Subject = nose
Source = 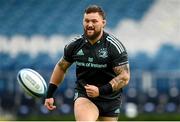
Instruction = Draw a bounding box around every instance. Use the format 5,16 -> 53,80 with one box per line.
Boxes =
87,21 -> 93,27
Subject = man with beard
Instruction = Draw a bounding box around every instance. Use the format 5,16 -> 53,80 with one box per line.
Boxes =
44,5 -> 130,121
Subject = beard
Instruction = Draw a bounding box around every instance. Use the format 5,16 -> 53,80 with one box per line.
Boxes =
84,27 -> 101,40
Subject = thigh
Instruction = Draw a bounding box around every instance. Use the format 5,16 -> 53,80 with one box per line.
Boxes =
74,97 -> 99,121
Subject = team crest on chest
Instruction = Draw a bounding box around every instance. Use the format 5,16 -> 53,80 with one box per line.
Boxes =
88,57 -> 93,62
98,48 -> 108,58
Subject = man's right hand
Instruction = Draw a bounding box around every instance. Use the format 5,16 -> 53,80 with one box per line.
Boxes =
44,98 -> 56,110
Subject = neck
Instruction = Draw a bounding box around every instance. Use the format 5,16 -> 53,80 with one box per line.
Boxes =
89,31 -> 103,45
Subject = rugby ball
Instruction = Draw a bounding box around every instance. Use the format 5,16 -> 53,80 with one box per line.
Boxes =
17,68 -> 47,98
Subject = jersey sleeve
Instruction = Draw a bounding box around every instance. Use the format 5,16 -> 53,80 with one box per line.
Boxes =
63,43 -> 74,63
111,50 -> 128,67
63,35 -> 83,63
108,37 -> 129,67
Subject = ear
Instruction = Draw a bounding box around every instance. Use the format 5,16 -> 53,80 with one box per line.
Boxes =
102,20 -> 106,28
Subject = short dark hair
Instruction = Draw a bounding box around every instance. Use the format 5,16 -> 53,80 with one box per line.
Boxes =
84,5 -> 106,20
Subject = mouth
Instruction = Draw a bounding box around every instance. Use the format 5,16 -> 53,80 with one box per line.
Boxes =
86,27 -> 95,31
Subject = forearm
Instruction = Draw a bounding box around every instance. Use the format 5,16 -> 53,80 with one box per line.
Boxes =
98,64 -> 130,95
46,64 -> 66,98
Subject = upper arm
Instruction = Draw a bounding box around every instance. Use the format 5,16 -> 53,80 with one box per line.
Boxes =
113,63 -> 130,81
106,35 -> 130,89
107,35 -> 130,81
57,57 -> 72,73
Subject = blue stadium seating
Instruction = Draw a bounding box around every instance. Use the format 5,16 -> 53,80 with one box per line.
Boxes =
0,52 -> 14,70
13,52 -> 33,71
0,0 -> 155,36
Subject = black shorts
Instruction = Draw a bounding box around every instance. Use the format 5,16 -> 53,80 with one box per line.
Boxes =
73,90 -> 122,117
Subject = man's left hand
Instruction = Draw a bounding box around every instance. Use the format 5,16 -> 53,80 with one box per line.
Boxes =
84,84 -> 99,98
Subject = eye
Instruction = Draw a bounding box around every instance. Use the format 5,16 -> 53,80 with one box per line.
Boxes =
84,19 -> 89,23
92,19 -> 98,23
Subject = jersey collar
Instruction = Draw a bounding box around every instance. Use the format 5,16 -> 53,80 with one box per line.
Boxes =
83,31 -> 107,45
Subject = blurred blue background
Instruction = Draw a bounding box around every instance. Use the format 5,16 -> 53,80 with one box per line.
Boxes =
0,0 -> 180,120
